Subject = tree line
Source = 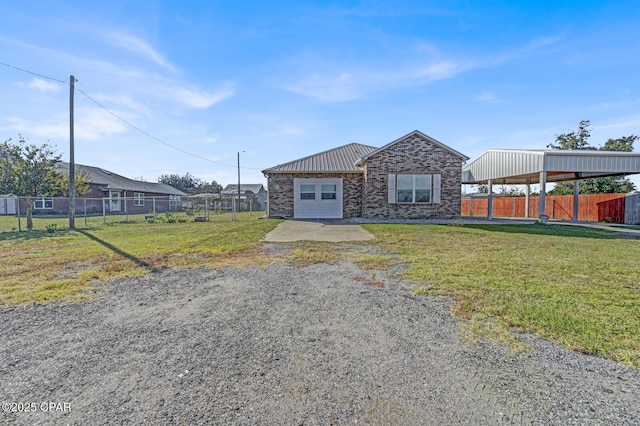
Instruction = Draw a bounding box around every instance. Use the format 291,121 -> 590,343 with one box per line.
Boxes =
156,173 -> 223,195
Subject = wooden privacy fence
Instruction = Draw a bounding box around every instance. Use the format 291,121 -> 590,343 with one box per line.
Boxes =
462,193 -> 630,223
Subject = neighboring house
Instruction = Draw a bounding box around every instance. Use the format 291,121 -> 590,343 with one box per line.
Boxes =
20,162 -> 186,215
0,195 -> 17,215
220,184 -> 267,211
262,130 -> 469,219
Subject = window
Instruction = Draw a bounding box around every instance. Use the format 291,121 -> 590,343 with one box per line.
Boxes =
321,184 -> 337,200
300,184 -> 315,200
34,198 -> 53,209
389,174 -> 440,204
134,193 -> 145,206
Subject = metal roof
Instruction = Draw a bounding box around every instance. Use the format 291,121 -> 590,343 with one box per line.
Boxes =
57,162 -> 187,195
221,184 -> 266,195
262,143 -> 377,174
462,149 -> 640,184
359,130 -> 469,163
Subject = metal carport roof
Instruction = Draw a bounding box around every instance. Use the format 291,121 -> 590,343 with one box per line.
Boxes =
462,149 -> 640,185
461,149 -> 640,221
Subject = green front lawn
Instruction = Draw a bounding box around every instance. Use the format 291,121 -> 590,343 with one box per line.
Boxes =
361,223 -> 640,366
0,212 -> 280,304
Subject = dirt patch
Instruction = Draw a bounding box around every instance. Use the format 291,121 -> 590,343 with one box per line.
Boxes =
1,260 -> 638,425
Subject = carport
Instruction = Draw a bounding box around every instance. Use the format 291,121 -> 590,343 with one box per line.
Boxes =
462,149 -> 640,221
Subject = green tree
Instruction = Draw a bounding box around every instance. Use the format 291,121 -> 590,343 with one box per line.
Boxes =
547,120 -> 596,151
602,135 -> 637,152
158,172 -> 202,194
547,122 -> 636,195
0,136 -> 66,230
193,180 -> 223,195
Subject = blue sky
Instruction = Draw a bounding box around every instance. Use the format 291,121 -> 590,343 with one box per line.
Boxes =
1,1 -> 639,189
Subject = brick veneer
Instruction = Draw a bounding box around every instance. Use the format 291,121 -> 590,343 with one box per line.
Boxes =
266,173 -> 363,218
266,134 -> 465,219
361,134 -> 464,219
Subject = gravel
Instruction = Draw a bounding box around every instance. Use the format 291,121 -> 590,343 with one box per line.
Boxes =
1,246 -> 639,425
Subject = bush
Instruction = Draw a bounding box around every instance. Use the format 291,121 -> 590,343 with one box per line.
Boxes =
45,224 -> 58,233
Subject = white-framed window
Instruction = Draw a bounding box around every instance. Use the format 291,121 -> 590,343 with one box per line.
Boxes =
34,198 -> 53,209
321,184 -> 337,200
169,194 -> 180,207
389,174 -> 441,204
134,192 -> 145,206
300,184 -> 315,200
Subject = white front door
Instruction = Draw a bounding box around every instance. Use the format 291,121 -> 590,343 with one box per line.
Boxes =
110,191 -> 122,212
293,178 -> 343,219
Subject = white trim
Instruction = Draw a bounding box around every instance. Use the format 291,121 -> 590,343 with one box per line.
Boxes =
433,174 -> 441,204
388,174 -> 396,204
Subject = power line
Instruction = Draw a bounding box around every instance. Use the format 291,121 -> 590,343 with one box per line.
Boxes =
1,60 -> 263,171
77,88 -> 261,170
0,61 -> 66,83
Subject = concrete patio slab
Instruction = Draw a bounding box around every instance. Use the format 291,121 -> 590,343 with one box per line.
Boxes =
263,219 -> 375,242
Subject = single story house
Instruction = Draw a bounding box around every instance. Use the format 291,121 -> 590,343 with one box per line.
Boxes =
20,162 -> 187,215
220,184 -> 267,211
262,130 -> 469,219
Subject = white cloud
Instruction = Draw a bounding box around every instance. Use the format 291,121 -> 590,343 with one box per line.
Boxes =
167,84 -> 235,109
26,78 -> 60,92
475,91 -> 501,103
4,107 -> 129,142
102,31 -> 176,71
286,72 -> 360,102
413,60 -> 467,81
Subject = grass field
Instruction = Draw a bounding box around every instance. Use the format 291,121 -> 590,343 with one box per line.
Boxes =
1,215 -> 639,366
360,223 -> 640,367
0,212 -> 279,304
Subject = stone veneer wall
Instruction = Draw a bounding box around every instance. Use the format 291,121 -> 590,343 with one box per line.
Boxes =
266,172 -> 364,218
362,134 -> 464,219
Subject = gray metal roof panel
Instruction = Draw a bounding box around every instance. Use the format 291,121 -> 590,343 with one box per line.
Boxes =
221,184 -> 266,195
262,143 -> 378,174
57,162 -> 187,195
462,149 -> 640,184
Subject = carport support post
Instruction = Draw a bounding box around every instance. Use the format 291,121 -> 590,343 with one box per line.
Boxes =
525,182 -> 530,218
539,171 -> 547,220
573,174 -> 580,222
487,179 -> 493,220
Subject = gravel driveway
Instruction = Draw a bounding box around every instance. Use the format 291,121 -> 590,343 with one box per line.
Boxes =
1,245 -> 639,425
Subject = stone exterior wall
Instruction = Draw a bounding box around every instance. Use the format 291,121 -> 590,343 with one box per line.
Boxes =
362,134 -> 464,219
266,173 -> 363,218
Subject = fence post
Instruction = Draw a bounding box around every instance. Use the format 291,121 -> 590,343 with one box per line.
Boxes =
205,195 -> 209,221
84,198 -> 87,227
17,197 -> 22,232
153,197 -> 156,218
103,198 -> 107,224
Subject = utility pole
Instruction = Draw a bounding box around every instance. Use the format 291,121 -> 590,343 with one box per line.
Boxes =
237,151 -> 241,221
69,75 -> 76,230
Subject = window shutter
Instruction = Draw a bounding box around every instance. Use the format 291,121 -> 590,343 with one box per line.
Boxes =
388,174 -> 396,204
433,174 -> 441,204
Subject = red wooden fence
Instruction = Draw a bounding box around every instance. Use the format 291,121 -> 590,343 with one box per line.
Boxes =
462,193 -> 627,223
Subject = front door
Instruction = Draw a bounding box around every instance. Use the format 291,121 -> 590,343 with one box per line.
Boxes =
110,191 -> 122,212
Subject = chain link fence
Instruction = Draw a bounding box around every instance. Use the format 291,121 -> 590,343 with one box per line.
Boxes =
0,195 -> 266,232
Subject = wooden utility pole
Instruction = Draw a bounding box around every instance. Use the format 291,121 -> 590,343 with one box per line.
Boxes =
237,151 -> 241,220
69,75 -> 76,229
